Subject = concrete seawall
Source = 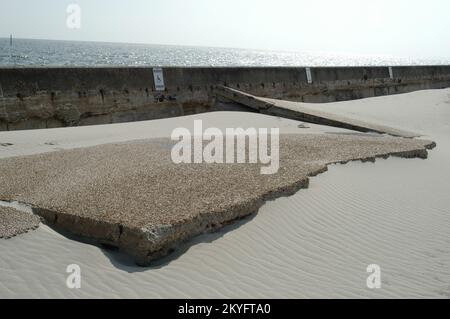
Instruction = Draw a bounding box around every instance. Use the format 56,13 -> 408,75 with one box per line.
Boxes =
1,66 -> 450,131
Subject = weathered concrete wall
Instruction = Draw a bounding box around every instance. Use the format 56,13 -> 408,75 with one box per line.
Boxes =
1,66 -> 450,131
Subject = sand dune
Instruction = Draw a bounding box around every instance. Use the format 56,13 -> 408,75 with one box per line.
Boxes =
1,89 -> 450,298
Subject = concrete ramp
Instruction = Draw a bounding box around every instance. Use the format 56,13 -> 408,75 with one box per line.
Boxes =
215,86 -> 419,138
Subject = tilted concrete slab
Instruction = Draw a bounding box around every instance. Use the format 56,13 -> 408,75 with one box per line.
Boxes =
215,86 -> 419,138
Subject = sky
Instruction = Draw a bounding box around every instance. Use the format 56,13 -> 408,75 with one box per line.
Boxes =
1,0 -> 449,59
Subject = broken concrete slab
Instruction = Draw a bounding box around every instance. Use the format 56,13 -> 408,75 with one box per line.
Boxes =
0,205 -> 40,239
215,86 -> 419,138
0,134 -> 435,265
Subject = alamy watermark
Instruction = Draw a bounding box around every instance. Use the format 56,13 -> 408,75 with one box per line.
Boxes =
66,4 -> 81,29
366,264 -> 382,289
66,264 -> 81,289
171,120 -> 280,175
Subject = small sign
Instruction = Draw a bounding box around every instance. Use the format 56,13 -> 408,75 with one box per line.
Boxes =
153,67 -> 165,91
388,66 -> 394,79
306,67 -> 313,84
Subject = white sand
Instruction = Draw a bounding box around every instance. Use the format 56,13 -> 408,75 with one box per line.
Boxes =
0,111 -> 351,159
1,89 -> 450,298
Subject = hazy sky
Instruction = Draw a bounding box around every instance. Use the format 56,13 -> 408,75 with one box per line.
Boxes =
1,0 -> 449,59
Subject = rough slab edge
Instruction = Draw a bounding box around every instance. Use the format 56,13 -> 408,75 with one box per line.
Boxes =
0,223 -> 40,239
0,141 -> 436,266
0,205 -> 41,239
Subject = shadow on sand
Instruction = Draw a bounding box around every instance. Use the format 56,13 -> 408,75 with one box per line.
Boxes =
101,213 -> 256,273
43,212 -> 256,273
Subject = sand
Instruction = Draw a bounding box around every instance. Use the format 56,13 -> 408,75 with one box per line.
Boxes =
1,88 -> 450,298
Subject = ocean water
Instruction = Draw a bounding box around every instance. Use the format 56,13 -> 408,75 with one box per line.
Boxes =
0,38 -> 449,67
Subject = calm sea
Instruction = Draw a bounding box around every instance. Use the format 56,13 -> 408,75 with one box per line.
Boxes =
1,38 -> 449,67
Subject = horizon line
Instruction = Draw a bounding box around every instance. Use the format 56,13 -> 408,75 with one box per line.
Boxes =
0,36 -> 430,61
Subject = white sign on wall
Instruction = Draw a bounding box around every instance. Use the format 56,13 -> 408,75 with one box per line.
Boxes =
388,66 -> 394,79
153,67 -> 165,91
306,67 -> 313,84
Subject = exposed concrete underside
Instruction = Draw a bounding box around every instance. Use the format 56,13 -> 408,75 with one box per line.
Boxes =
215,86 -> 419,138
0,134 -> 435,265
